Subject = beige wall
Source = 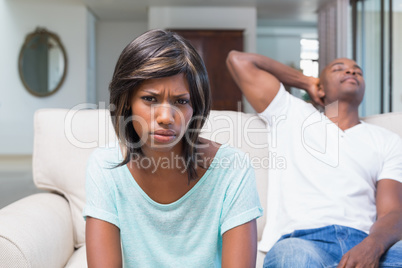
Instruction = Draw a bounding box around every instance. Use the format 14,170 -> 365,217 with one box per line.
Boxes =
148,6 -> 257,113
96,21 -> 148,105
0,0 -> 90,154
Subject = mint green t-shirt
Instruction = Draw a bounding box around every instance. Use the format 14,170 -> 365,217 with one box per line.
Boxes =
82,144 -> 263,267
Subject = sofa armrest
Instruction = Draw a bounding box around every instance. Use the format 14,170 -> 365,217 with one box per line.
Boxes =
0,193 -> 75,268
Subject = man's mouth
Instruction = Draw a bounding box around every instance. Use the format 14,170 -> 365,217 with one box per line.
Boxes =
341,76 -> 359,85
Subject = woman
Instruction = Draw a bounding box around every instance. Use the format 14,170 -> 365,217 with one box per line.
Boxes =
83,29 -> 262,268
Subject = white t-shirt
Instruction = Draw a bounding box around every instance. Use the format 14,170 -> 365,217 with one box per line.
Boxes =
258,84 -> 402,253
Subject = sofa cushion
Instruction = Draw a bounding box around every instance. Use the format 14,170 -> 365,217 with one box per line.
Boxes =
0,193 -> 74,268
33,109 -> 116,248
362,111 -> 402,137
64,246 -> 87,268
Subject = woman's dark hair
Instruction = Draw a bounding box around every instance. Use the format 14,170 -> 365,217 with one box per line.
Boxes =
109,29 -> 211,182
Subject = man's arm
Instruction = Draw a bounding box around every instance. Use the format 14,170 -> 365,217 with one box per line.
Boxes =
337,179 -> 402,268
86,217 -> 123,268
221,220 -> 258,268
226,51 -> 322,113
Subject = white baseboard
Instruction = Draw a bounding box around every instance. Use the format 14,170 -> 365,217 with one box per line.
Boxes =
0,155 -> 32,172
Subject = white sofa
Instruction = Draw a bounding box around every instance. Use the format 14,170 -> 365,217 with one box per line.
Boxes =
0,108 -> 401,268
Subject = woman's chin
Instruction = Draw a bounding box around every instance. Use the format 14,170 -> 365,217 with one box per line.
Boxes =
145,140 -> 182,152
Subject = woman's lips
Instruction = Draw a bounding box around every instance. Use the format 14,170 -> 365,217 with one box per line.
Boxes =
151,130 -> 176,143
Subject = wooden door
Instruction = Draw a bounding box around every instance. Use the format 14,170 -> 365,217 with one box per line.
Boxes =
171,30 -> 243,111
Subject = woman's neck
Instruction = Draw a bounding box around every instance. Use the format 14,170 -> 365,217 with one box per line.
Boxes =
136,143 -> 187,175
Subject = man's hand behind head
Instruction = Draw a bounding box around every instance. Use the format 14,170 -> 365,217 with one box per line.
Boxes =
306,76 -> 324,107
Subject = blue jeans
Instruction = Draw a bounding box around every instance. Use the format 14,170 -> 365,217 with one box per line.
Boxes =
263,225 -> 402,268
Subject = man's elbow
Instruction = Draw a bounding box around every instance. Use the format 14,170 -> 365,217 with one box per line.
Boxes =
226,50 -> 249,70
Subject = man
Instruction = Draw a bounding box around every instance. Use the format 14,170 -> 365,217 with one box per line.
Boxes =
226,51 -> 402,268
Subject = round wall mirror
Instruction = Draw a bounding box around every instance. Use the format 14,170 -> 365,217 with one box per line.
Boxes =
18,27 -> 67,97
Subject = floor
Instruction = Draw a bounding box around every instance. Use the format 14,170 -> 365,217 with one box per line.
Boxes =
0,171 -> 46,209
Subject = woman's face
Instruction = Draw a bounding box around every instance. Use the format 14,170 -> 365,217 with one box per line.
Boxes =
130,73 -> 193,153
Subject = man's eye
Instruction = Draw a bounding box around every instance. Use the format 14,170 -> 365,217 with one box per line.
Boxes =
141,96 -> 156,102
333,68 -> 342,72
176,99 -> 189,105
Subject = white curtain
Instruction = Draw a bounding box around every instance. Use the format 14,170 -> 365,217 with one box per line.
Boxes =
393,9 -> 402,112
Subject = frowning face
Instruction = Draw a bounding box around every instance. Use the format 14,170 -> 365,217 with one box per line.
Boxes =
130,73 -> 193,154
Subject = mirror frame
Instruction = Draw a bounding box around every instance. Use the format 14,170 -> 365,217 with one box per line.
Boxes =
18,27 -> 68,97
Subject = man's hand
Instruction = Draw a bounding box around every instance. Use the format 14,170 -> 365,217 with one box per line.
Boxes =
337,236 -> 383,268
306,77 -> 324,107
337,178 -> 402,268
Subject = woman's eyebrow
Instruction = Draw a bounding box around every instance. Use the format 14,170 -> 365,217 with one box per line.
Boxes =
141,90 -> 190,97
173,93 -> 190,97
141,90 -> 159,95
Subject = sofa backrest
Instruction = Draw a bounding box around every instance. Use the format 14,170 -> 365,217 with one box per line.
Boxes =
33,109 -> 402,248
33,109 -> 116,248
362,112 -> 402,136
199,110 -> 269,239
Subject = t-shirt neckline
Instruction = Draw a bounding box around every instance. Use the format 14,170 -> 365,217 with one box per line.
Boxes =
119,144 -> 225,208
322,112 -> 364,134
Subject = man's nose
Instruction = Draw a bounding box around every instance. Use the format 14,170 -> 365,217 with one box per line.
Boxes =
345,68 -> 356,75
155,104 -> 175,125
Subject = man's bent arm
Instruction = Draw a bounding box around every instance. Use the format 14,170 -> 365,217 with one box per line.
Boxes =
226,51 -> 320,113
338,179 -> 402,268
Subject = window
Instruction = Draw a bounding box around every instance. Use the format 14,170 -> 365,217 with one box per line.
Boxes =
299,39 -> 319,102
351,0 -> 402,115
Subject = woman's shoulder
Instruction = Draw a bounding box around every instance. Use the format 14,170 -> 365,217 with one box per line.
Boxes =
198,138 -> 246,159
199,141 -> 255,192
197,138 -> 249,172
197,138 -> 220,159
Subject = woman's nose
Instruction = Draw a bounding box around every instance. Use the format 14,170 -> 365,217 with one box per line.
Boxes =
155,104 -> 175,125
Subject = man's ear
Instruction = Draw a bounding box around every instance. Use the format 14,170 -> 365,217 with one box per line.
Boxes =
317,84 -> 325,99
316,83 -> 326,106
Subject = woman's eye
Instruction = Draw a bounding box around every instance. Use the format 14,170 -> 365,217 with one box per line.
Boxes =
176,99 -> 189,105
141,96 -> 156,102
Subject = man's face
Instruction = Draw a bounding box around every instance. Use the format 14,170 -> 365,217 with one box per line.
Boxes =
319,58 -> 365,106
